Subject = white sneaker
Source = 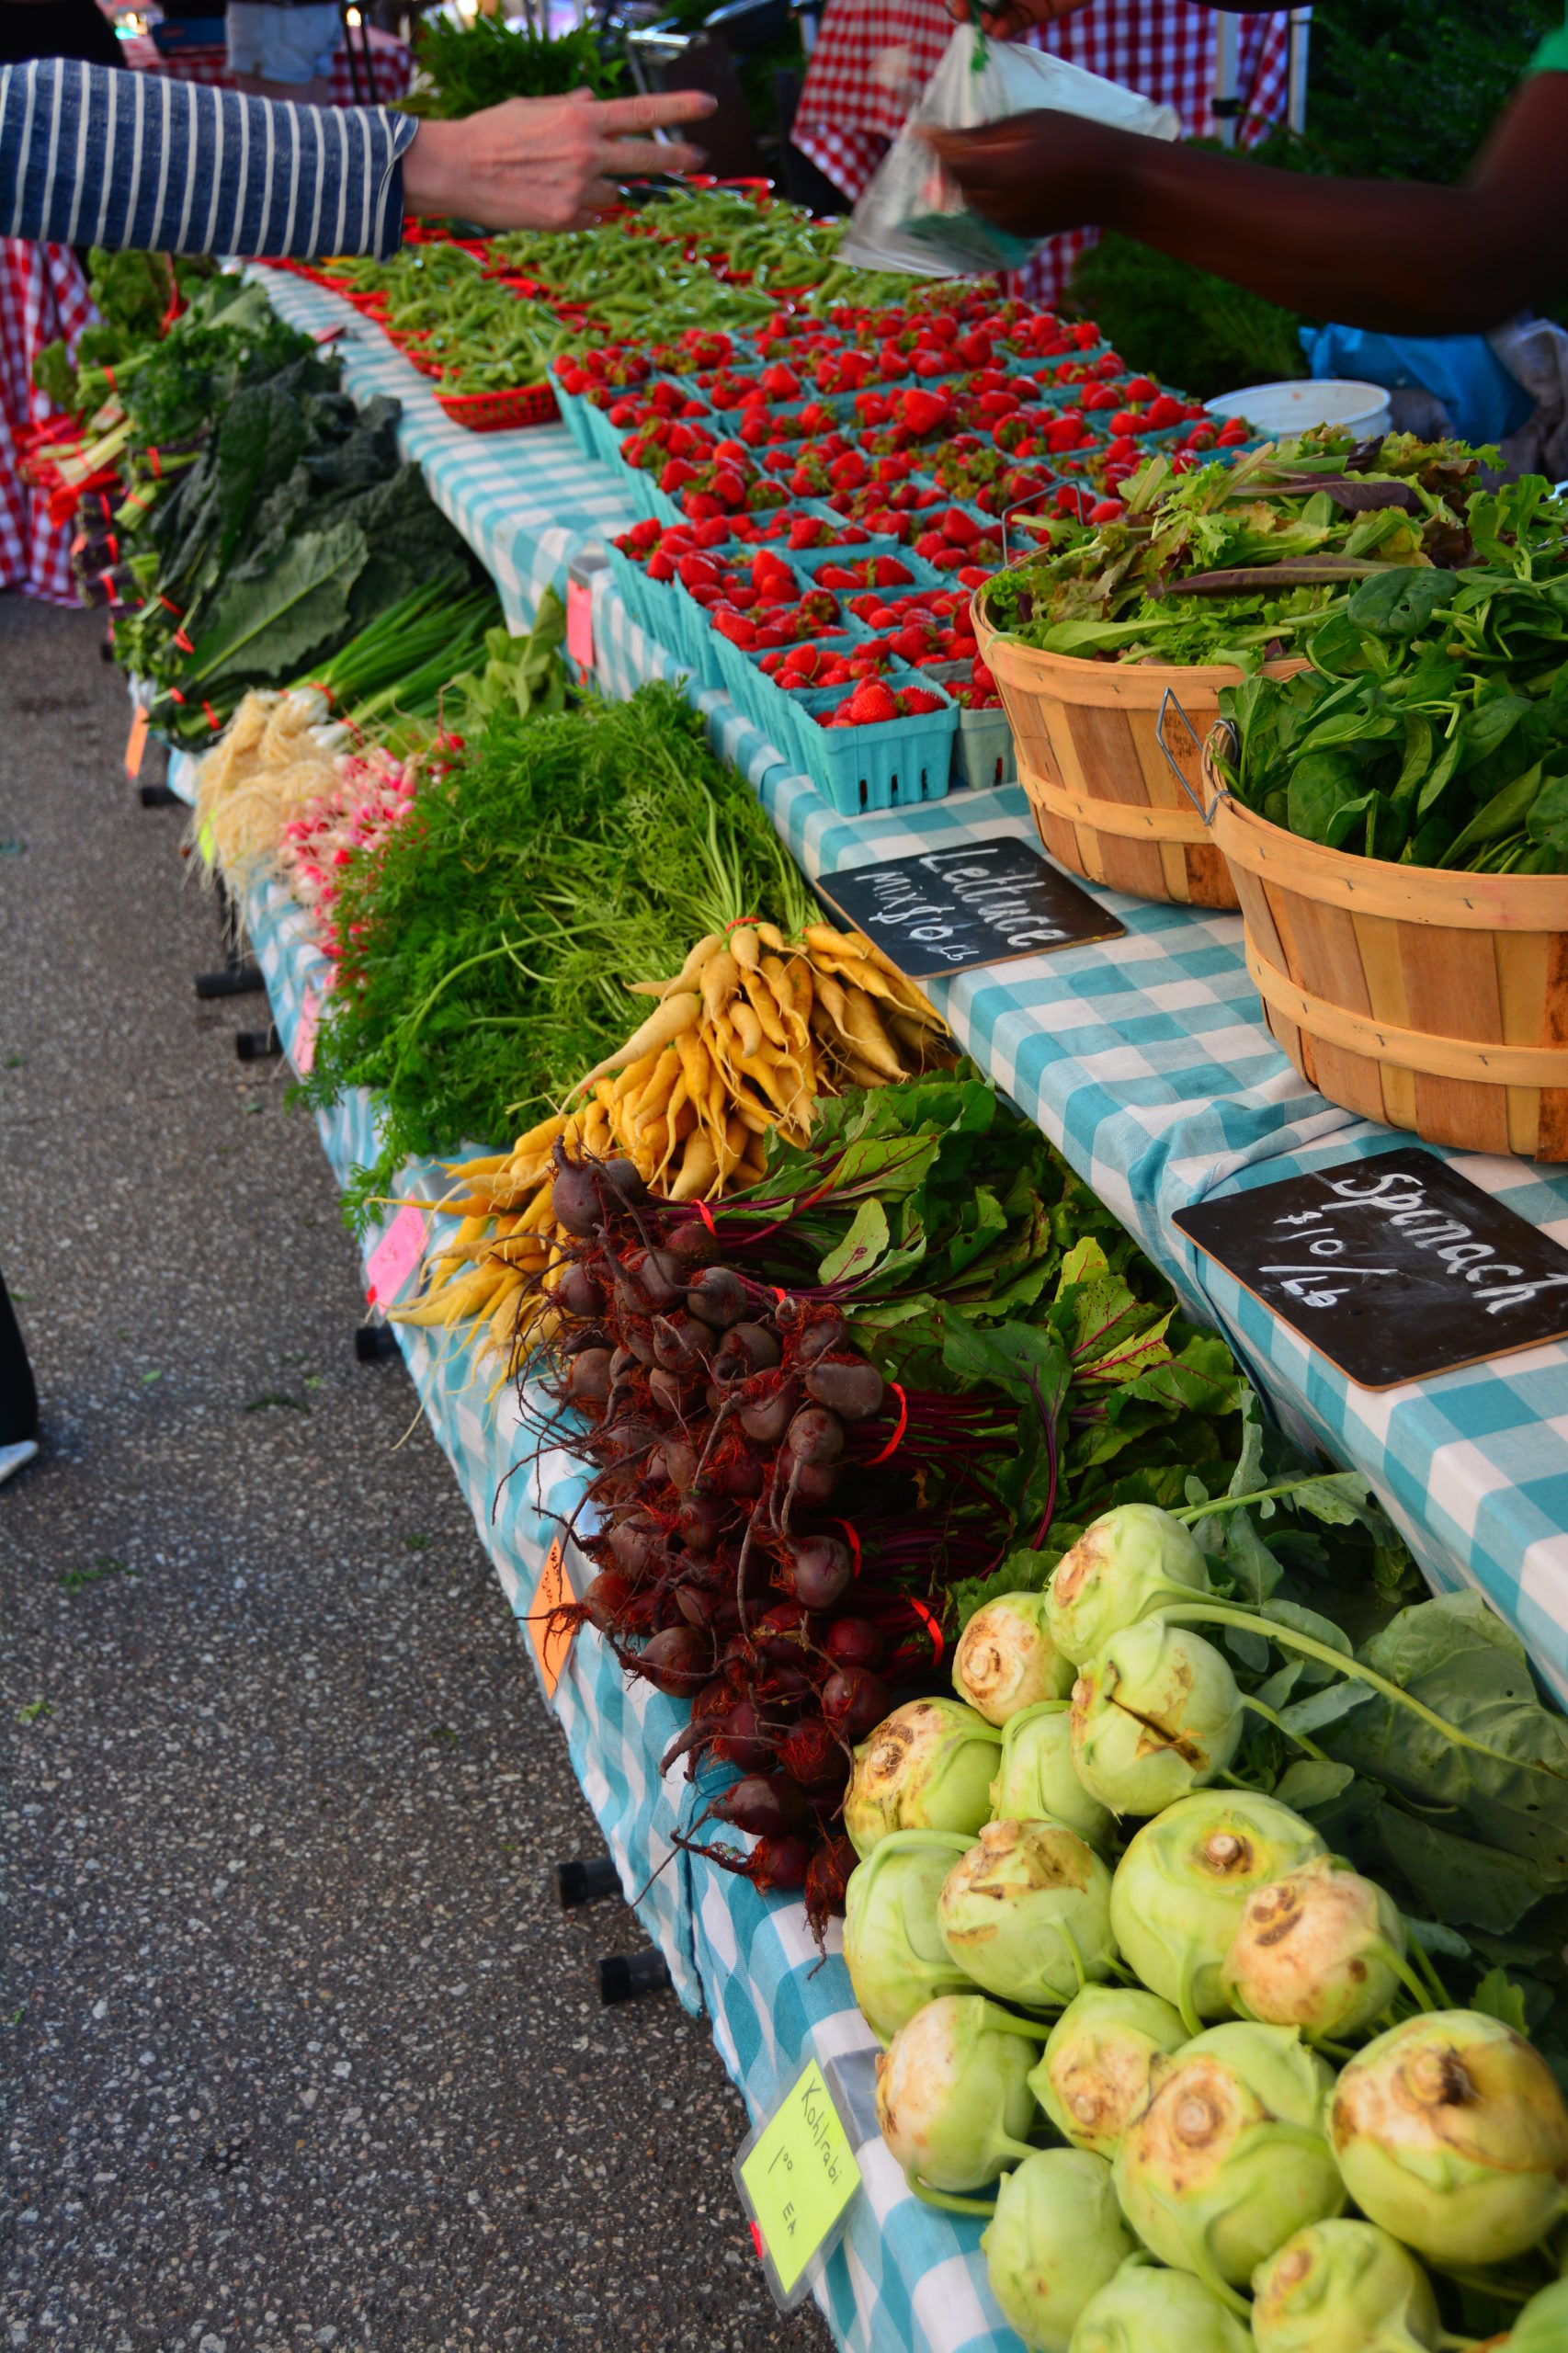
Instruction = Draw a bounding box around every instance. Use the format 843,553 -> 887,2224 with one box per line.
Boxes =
0,1438 -> 39,1487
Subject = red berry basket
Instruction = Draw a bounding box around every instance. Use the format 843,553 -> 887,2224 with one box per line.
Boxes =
433,381 -> 562,433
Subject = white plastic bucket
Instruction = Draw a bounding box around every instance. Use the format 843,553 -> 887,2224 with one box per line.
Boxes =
1205,378 -> 1394,440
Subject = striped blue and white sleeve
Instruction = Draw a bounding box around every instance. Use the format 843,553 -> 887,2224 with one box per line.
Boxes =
0,60 -> 420,260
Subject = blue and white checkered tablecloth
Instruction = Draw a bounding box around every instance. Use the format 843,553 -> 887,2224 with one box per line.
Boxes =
247,268 -> 634,630
200,273 -> 1568,2351
238,873 -> 1013,2353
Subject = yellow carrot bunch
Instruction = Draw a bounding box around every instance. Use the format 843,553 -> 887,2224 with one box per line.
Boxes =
389,918 -> 949,1377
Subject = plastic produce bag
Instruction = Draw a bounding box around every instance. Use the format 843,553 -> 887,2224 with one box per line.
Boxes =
841,28 -> 1181,279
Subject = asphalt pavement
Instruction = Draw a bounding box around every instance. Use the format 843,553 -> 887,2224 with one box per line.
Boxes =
0,596 -> 835,2353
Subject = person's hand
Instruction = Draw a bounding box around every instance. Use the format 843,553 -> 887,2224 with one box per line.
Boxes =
403,87 -> 718,233
944,0 -> 1098,39
922,110 -> 1131,240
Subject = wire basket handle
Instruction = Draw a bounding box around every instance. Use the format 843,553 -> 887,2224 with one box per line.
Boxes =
1155,687 -> 1236,827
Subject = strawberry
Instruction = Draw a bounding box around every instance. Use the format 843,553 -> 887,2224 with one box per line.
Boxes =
623,517 -> 662,552
711,467 -> 747,508
1124,377 -> 1159,403
787,516 -> 826,549
900,387 -> 949,437
847,681 -> 899,725
761,362 -> 801,401
872,555 -> 913,586
695,517 -> 731,549
915,530 -> 946,563
896,688 -> 944,716
1216,418 -> 1250,447
660,459 -> 698,494
646,550 -> 676,583
971,659 -> 996,697
938,507 -> 980,547
1146,394 -> 1185,429
685,492 -> 722,522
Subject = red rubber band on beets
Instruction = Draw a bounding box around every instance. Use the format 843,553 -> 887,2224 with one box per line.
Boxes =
835,1519 -> 861,1576
866,1383 -> 907,1465
906,1596 -> 943,1664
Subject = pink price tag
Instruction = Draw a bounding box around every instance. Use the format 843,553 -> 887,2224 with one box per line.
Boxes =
566,575 -> 595,674
365,1202 -> 426,1310
292,983 -> 321,1078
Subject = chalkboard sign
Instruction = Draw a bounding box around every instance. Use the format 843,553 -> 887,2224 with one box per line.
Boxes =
813,838 -> 1124,981
1174,1149 -> 1568,1390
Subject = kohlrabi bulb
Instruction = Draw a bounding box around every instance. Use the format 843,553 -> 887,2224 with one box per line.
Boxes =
1110,1791 -> 1326,2035
1031,1986 -> 1188,2160
1113,2020 -> 1345,2306
843,1831 -> 978,2045
1068,2258 -> 1254,2353
937,1818 -> 1117,2010
875,1994 -> 1040,2194
1222,1858 -> 1411,2041
1070,1622 -> 1244,1816
1329,2011 -> 1568,2267
1250,2219 -> 1440,2353
990,1701 -> 1115,1849
953,1590 -> 1075,1725
1046,1505 -> 1213,1666
1507,2279 -> 1568,2353
981,2150 -> 1136,2352
845,1698 -> 1002,1860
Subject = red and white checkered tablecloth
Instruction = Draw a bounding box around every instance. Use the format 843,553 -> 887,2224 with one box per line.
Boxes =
119,24 -> 412,106
794,0 -> 1294,307
0,241 -> 97,606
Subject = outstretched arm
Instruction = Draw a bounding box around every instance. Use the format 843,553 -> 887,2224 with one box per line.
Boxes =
0,59 -> 714,258
925,70 -> 1568,334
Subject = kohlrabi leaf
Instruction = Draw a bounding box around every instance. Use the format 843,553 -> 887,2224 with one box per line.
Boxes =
1326,1592 -> 1568,1880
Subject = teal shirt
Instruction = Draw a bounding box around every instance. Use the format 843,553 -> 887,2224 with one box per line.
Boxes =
1532,16 -> 1568,71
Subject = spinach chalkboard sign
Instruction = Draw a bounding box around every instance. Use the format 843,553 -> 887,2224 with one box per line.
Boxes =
813,839 -> 1124,981
1174,1150 -> 1568,1390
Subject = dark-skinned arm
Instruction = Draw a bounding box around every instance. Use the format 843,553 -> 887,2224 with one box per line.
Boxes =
925,70 -> 1568,335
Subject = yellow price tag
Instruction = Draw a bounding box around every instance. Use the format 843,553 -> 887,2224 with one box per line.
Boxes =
737,2059 -> 861,2301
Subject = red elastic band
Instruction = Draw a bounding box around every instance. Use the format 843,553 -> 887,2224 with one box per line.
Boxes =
866,1382 -> 908,1466
723,912 -> 764,935
104,365 -> 117,393
835,1518 -> 861,1578
906,1595 -> 943,1665
147,447 -> 162,479
159,594 -> 184,617
203,701 -> 222,731
694,1199 -> 717,1234
168,688 -> 187,705
173,629 -> 193,654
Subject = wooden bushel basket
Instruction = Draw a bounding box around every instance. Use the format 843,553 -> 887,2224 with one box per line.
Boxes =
1199,733 -> 1568,1160
972,601 -> 1244,909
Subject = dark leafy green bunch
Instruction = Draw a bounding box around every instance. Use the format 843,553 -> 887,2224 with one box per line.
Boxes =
980,429 -> 1486,672
305,682 -> 814,1224
108,280 -> 483,745
1215,478 -> 1568,870
403,12 -> 619,117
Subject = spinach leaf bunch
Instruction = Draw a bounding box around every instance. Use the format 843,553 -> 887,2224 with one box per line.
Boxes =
1218,476 -> 1568,871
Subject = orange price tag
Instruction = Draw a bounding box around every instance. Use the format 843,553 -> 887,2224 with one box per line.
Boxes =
528,1538 -> 578,1701
125,706 -> 149,781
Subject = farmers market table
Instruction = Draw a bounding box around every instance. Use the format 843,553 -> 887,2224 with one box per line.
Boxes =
163,266 -> 1568,2353
249,265 -> 1568,1715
